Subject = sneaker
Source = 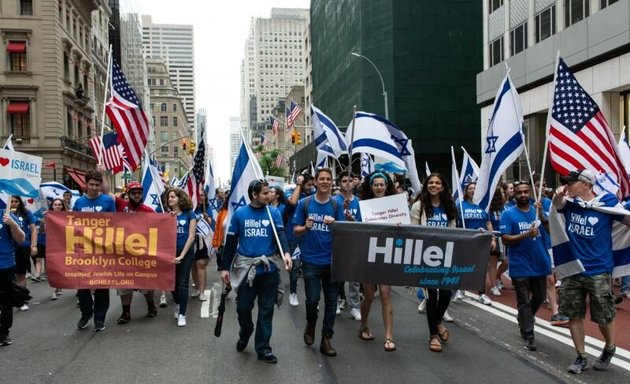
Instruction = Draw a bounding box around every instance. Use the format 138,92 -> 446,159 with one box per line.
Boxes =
117,312 -> 131,325
94,321 -> 106,332
147,302 -> 158,318
496,279 -> 504,290
236,339 -> 248,352
490,286 -> 501,296
568,355 -> 588,374
30,275 -> 40,282
524,338 -> 537,351
479,294 -> 492,305
51,292 -> 59,301
442,310 -> 454,322
550,313 -> 570,326
350,307 -> 362,321
198,293 -> 208,302
19,304 -> 29,311
77,316 -> 91,330
159,295 -> 168,308
454,290 -> 465,300
177,314 -> 187,327
0,334 -> 12,346
417,299 -> 426,313
336,305 -> 341,315
338,298 -> 347,310
258,352 -> 278,364
593,345 -> 616,371
191,290 -> 200,298
289,293 -> 299,307
173,304 -> 180,319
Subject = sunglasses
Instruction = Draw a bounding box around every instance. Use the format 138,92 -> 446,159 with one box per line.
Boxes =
512,180 -> 530,187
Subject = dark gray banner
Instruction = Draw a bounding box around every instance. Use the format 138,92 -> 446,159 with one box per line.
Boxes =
331,222 -> 492,291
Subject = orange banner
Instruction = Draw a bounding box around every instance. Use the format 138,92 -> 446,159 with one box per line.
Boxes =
46,212 -> 176,290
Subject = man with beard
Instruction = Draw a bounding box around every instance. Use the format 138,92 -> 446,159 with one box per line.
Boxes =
499,181 -> 551,352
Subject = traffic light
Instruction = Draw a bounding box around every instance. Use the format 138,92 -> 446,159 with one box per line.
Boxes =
291,130 -> 297,144
296,132 -> 302,145
188,140 -> 196,155
181,139 -> 188,151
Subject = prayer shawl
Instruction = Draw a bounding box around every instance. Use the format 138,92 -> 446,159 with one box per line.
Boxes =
550,193 -> 630,279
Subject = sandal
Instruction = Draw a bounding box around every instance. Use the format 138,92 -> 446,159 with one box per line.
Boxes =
384,339 -> 397,352
358,326 -> 374,341
437,327 -> 449,343
429,336 -> 442,352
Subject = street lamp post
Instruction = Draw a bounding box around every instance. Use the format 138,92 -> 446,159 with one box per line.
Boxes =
351,52 -> 388,119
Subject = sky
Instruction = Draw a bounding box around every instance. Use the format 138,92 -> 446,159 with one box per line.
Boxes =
138,0 -> 310,184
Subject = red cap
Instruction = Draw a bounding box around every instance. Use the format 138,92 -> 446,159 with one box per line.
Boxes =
127,181 -> 142,191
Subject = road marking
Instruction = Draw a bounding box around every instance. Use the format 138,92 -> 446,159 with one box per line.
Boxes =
460,292 -> 630,371
200,289 -> 211,318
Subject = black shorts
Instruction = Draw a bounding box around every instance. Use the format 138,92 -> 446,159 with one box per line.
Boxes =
14,247 -> 32,274
194,243 -> 210,261
33,244 -> 46,259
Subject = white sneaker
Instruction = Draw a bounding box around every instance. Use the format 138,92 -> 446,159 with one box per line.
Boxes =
417,299 -> 426,313
496,279 -> 504,290
490,287 -> 501,296
350,307 -> 362,321
191,290 -> 200,298
177,314 -> 187,327
173,304 -> 180,319
198,293 -> 208,302
289,293 -> 299,307
51,292 -> 59,300
442,310 -> 454,322
479,294 -> 492,305
159,295 -> 167,307
19,304 -> 29,311
336,305 -> 341,315
454,290 -> 465,300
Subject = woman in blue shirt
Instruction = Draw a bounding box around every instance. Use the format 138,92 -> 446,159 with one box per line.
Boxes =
0,207 -> 26,346
10,196 -> 37,311
166,187 -> 197,327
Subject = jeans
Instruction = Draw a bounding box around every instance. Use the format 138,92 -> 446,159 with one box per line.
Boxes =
426,289 -> 451,335
288,239 -> 301,294
78,289 -> 110,323
302,262 -> 338,337
0,268 -> 15,336
347,282 -> 361,310
172,248 -> 194,315
513,276 -> 547,340
236,271 -> 279,356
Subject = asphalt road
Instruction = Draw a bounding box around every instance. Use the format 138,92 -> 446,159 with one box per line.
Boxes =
1,270 -> 628,384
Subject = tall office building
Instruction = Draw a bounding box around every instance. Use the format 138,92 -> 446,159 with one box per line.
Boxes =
142,15 -> 195,130
240,8 -> 309,140
229,116 -> 241,174
477,0 -> 630,182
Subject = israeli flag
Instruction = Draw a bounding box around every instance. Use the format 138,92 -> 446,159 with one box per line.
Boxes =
141,158 -> 165,212
473,72 -> 524,212
346,112 -> 421,194
3,134 -> 14,151
196,216 -> 212,237
594,171 -> 620,197
361,153 -> 374,177
226,137 -> 264,221
453,147 -> 480,203
312,105 -> 347,158
425,161 -> 431,177
316,151 -> 327,168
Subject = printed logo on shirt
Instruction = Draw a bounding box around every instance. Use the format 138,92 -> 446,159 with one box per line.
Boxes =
79,206 -> 103,213
568,213 -> 596,237
244,219 -> 269,237
464,207 -> 485,220
308,213 -> 330,232
426,213 -> 448,227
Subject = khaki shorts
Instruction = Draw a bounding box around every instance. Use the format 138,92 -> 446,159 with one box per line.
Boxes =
558,273 -> 615,325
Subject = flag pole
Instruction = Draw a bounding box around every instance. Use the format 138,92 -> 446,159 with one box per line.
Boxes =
537,51 -> 561,203
3,134 -> 13,149
144,148 -> 165,213
98,45 -> 113,166
347,106 -> 357,179
451,146 -> 466,228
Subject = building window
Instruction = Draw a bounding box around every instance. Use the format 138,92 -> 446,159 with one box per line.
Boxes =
160,116 -> 168,126
7,101 -> 31,141
535,6 -> 556,43
66,110 -> 73,137
20,0 -> 33,16
160,131 -> 168,141
173,103 -> 177,112
601,0 -> 619,9
510,22 -> 527,56
160,103 -> 167,112
161,146 -> 169,155
149,103 -> 154,111
172,117 -> 178,127
173,146 -> 179,156
63,52 -> 69,79
565,0 -> 589,27
7,41 -> 27,72
151,116 -> 155,126
489,37 -> 503,67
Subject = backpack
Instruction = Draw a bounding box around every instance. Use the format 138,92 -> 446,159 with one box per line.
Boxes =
302,195 -> 339,220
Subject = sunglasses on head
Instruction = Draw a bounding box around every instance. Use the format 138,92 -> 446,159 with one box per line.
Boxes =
512,180 -> 529,187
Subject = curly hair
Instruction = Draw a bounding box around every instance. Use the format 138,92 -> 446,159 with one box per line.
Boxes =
360,171 -> 396,200
164,187 -> 193,211
416,173 -> 457,221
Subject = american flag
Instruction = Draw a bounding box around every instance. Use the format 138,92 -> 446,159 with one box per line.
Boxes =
259,132 -> 269,147
274,153 -> 284,168
270,115 -> 279,137
89,131 -> 124,174
105,57 -> 149,171
286,100 -> 301,130
183,136 -> 206,210
548,58 -> 630,198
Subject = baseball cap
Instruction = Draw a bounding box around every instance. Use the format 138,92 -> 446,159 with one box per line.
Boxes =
127,181 -> 143,191
560,169 -> 596,185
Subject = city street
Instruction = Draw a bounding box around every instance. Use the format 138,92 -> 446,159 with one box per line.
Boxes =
2,269 -> 629,384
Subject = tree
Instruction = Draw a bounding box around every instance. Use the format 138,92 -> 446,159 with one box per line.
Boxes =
252,145 -> 285,177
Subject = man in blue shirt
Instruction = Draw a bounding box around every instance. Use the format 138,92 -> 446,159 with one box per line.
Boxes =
73,170 -> 116,332
293,168 -> 345,357
0,208 -> 26,346
500,181 -> 551,352
220,179 -> 292,364
553,169 -> 630,374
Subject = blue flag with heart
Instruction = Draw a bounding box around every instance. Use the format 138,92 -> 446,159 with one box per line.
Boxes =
0,148 -> 42,198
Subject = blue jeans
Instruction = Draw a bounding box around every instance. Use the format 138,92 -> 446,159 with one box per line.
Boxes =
302,262 -> 338,337
288,239 -> 301,294
172,248 -> 194,315
78,289 -> 110,323
236,271 -> 279,356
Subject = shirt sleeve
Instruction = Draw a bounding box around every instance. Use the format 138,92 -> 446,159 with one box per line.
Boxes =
292,200 -> 305,226
499,210 -> 512,235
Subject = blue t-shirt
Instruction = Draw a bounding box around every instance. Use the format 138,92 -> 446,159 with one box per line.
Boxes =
275,203 -> 286,221
73,194 -> 116,213
0,209 -> 20,269
284,188 -> 310,241
37,220 -> 46,247
15,211 -> 36,247
175,210 -> 196,250
558,196 -> 624,276
539,197 -> 552,249
425,206 -> 450,227
292,196 -> 345,266
334,194 -> 362,222
500,206 -> 551,278
460,200 -> 489,230
228,205 -> 284,274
